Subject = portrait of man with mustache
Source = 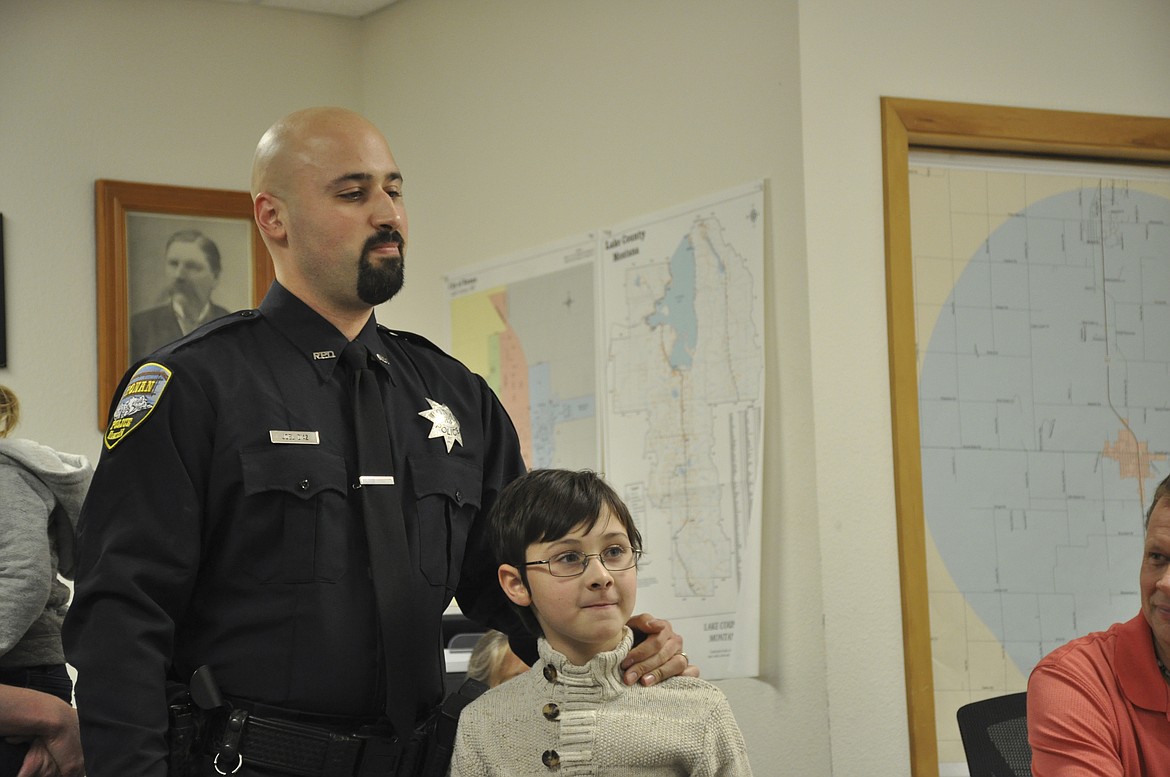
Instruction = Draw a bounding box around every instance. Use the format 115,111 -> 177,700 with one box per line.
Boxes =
129,229 -> 231,361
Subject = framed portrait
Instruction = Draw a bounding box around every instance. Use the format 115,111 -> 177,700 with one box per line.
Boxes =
96,179 -> 274,427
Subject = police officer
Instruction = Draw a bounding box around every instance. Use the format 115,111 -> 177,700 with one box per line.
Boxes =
63,107 -> 692,777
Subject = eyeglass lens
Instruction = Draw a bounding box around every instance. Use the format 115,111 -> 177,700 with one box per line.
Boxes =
549,548 -> 638,577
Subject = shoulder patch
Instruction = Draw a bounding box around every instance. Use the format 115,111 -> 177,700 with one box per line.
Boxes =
104,362 -> 172,450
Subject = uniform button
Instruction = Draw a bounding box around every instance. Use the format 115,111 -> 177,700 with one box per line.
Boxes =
298,479 -> 310,491
543,664 -> 557,682
542,750 -> 560,769
454,490 -> 463,504
542,702 -> 559,721
240,310 -> 254,318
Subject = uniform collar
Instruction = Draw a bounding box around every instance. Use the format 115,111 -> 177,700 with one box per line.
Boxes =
352,320 -> 395,383
258,281 -> 392,383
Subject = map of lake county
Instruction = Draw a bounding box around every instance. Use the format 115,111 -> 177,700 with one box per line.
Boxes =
602,181 -> 765,677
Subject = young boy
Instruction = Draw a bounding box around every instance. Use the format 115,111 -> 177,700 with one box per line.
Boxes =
449,469 -> 753,776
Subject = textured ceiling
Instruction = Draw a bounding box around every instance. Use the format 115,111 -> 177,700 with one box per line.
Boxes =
209,0 -> 398,19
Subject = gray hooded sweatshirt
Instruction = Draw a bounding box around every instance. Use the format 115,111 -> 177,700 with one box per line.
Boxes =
0,437 -> 93,669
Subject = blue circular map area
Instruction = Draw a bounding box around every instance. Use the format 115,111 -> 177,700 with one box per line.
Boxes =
919,184 -> 1170,679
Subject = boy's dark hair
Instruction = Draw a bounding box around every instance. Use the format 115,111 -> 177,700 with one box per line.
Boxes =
488,469 -> 643,634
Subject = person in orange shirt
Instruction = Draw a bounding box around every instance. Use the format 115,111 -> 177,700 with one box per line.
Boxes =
1027,473 -> 1170,776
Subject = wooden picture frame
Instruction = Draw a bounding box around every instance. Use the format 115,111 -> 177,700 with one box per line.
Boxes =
96,179 -> 273,426
881,98 -> 1170,777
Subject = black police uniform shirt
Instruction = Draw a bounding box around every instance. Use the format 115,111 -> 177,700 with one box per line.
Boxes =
63,281 -> 526,776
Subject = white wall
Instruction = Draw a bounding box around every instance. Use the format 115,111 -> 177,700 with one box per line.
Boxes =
3,0 -> 1169,774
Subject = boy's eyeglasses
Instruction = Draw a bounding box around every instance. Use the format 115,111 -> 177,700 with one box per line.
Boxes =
523,546 -> 643,578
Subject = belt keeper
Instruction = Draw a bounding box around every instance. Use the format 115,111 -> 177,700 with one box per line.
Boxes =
214,708 -> 247,775
355,725 -> 402,777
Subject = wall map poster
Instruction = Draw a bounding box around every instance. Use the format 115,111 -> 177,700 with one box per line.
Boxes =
908,152 -> 1170,768
599,181 -> 764,678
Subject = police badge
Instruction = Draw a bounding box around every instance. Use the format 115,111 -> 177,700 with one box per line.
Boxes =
418,398 -> 463,453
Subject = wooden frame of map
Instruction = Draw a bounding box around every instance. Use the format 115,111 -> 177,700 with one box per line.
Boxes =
880,97 -> 1170,777
95,179 -> 274,428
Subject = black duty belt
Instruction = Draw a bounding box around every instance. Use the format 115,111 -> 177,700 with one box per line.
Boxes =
210,707 -> 403,777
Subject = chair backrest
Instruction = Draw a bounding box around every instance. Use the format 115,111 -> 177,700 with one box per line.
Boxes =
956,692 -> 1032,777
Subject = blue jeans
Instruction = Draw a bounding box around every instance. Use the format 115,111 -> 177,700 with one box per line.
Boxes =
0,664 -> 73,777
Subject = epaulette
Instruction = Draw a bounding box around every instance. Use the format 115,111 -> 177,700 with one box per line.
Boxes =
377,324 -> 452,359
155,309 -> 264,357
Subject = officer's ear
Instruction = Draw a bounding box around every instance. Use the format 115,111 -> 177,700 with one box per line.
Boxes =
254,192 -> 287,242
498,564 -> 531,607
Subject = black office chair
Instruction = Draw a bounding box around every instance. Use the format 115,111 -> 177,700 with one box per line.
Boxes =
956,692 -> 1032,777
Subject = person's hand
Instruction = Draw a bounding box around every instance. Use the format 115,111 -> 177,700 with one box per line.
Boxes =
16,740 -> 62,777
11,704 -> 84,777
40,706 -> 84,777
620,612 -> 700,686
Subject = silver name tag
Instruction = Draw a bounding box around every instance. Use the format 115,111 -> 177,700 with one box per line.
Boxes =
269,430 -> 321,445
359,475 -> 396,486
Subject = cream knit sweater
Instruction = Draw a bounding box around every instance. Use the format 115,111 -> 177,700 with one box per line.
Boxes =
449,628 -> 753,776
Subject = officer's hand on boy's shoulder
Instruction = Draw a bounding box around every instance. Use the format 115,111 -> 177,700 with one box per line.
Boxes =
622,613 -> 699,686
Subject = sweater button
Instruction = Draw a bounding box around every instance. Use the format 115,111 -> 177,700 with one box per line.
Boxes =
542,702 -> 560,721
543,664 -> 557,682
542,750 -> 560,769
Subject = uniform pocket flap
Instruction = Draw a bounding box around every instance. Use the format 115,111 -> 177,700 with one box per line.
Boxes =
240,446 -> 347,500
406,453 -> 483,509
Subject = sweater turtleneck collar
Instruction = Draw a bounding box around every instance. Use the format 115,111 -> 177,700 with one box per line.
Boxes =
536,627 -> 634,701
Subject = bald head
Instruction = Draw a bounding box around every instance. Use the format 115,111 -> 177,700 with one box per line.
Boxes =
250,107 -> 389,201
249,107 -> 408,333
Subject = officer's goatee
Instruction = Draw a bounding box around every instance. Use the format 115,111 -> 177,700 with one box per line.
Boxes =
357,229 -> 405,305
